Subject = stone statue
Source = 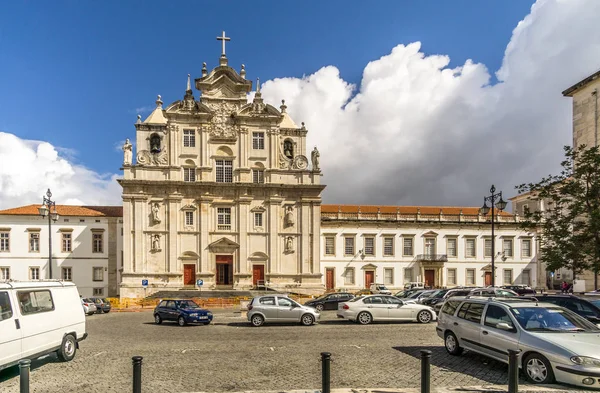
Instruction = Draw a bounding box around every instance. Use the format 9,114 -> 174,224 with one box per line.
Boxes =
285,236 -> 294,252
123,139 -> 133,166
284,140 -> 293,159
151,203 -> 161,224
152,234 -> 160,251
311,146 -> 320,171
284,206 -> 294,227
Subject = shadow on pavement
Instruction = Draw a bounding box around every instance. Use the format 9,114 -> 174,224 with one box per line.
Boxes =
0,354 -> 56,383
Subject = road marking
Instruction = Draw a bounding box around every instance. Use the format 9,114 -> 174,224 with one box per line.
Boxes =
93,351 -> 106,357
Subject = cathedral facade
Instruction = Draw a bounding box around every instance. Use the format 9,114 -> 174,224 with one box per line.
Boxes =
119,36 -> 324,298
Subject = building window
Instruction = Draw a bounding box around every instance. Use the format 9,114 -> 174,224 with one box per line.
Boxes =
503,269 -> 513,285
62,233 -> 72,252
521,239 -> 532,258
0,267 -> 10,280
183,167 -> 196,182
29,232 -> 40,252
383,237 -> 394,256
0,232 -> 9,252
403,268 -> 414,284
403,237 -> 414,256
62,267 -> 72,281
254,212 -> 263,227
446,238 -> 457,257
344,237 -> 355,256
215,159 -> 233,183
93,267 -> 104,282
344,268 -> 355,285
465,238 -> 476,258
183,129 -> 196,147
425,238 -> 436,256
384,268 -> 394,285
484,238 -> 492,257
29,267 -> 40,280
185,211 -> 194,226
503,239 -> 513,257
93,233 -> 104,253
93,288 -> 104,296
217,208 -> 231,231
252,132 -> 265,150
522,269 -> 531,286
447,269 -> 457,286
325,236 -> 335,256
364,237 -> 375,256
466,269 -> 475,286
252,169 -> 264,184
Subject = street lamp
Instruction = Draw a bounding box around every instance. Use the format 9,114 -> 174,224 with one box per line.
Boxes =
479,185 -> 507,287
38,189 -> 59,279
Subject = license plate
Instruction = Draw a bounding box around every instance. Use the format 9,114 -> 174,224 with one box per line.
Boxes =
199,316 -> 208,319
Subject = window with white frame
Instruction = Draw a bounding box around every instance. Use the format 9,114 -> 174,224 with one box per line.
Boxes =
503,238 -> 513,257
183,129 -> 196,147
215,159 -> 233,183
466,269 -> 475,286
425,238 -> 436,256
0,232 -> 9,252
503,269 -> 513,285
183,167 -> 196,182
252,169 -> 264,184
0,267 -> 10,280
521,239 -> 532,258
446,238 -> 457,257
403,268 -> 414,284
185,211 -> 194,226
29,232 -> 40,252
384,268 -> 394,285
62,232 -> 72,252
254,212 -> 263,228
93,288 -> 104,296
522,269 -> 531,286
364,237 -> 375,256
62,267 -> 72,281
252,132 -> 265,150
403,237 -> 414,256
383,237 -> 394,256
325,236 -> 335,256
93,267 -> 104,282
465,238 -> 476,258
344,237 -> 355,256
217,208 -> 231,230
484,238 -> 492,257
93,233 -> 103,253
344,268 -> 355,285
447,268 -> 457,285
29,267 -> 40,280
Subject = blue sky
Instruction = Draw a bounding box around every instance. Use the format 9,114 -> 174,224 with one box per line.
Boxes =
0,1 -> 535,177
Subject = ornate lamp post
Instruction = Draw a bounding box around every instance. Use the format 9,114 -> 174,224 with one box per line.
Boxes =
38,189 -> 59,279
479,185 -> 508,287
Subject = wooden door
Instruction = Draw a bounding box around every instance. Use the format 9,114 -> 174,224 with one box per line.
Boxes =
252,265 -> 264,286
183,264 -> 195,286
216,255 -> 233,285
425,270 -> 435,288
485,272 -> 492,286
365,271 -> 375,289
325,268 -> 335,290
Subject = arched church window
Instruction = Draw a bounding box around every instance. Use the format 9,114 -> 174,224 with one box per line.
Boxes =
283,140 -> 293,159
150,133 -> 161,153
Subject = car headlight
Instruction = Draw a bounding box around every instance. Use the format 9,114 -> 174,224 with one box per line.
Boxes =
207,312 -> 213,316
571,356 -> 600,367
190,313 -> 198,317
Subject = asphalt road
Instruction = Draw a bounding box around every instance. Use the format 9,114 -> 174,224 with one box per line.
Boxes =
0,310 -> 588,392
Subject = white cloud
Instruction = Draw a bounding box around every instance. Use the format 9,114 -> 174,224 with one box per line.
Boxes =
0,132 -> 122,209
259,0 -> 600,206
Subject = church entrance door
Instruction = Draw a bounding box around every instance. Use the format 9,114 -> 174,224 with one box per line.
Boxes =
183,264 -> 195,286
216,255 -> 233,286
252,265 -> 264,287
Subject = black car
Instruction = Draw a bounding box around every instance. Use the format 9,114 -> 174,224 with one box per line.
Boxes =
304,292 -> 354,311
89,297 -> 111,313
420,289 -> 450,306
501,285 -> 536,296
153,299 -> 213,326
538,294 -> 600,325
394,288 -> 422,298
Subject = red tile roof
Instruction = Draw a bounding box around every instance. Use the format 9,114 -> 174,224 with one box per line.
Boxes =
0,204 -> 122,217
321,204 -> 512,216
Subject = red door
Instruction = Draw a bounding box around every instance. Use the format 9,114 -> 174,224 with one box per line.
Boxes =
485,272 -> 492,286
183,264 -> 195,286
252,265 -> 264,286
326,268 -> 335,290
365,271 -> 375,289
425,270 -> 435,288
216,255 -> 233,285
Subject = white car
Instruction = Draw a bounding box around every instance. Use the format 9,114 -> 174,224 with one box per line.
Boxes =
369,283 -> 392,295
81,298 -> 97,316
337,294 -> 437,324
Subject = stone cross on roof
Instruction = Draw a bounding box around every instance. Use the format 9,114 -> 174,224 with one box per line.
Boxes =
217,31 -> 231,56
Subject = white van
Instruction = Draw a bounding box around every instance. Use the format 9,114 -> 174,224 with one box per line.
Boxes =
0,281 -> 87,371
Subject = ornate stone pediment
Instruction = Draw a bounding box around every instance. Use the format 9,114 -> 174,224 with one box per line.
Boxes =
205,101 -> 240,141
361,263 -> 378,270
423,231 -> 439,237
250,206 -> 266,213
208,237 -> 240,253
195,67 -> 251,101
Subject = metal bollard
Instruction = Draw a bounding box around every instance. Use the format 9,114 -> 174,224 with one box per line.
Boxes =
508,350 -> 519,393
132,356 -> 143,393
19,359 -> 31,393
321,352 -> 331,393
420,350 -> 431,393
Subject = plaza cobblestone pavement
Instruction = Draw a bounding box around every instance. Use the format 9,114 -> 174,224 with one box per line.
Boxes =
0,310 -> 593,393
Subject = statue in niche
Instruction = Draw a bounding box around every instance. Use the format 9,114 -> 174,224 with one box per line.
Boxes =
285,236 -> 294,253
150,133 -> 161,153
151,203 -> 161,224
283,140 -> 293,159
311,146 -> 320,171
122,139 -> 133,166
284,206 -> 294,227
151,234 -> 160,251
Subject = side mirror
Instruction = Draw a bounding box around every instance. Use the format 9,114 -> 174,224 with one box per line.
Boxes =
496,322 -> 515,331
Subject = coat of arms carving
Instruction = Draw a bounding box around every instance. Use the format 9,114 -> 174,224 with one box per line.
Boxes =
206,101 -> 239,140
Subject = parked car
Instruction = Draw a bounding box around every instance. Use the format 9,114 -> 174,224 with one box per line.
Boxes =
369,283 -> 392,295
337,294 -> 437,325
408,289 -> 440,304
247,295 -> 319,327
468,287 -> 519,298
394,288 -> 422,298
1,281 -> 87,371
304,292 -> 354,311
421,289 -> 451,306
404,282 -> 425,290
89,297 -> 111,313
432,288 -> 476,313
81,298 -> 97,315
437,296 -> 600,388
537,294 -> 600,327
153,299 -> 213,326
502,285 -> 536,296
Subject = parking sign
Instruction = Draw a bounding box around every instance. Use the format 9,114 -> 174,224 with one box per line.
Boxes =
142,279 -> 148,287
197,279 -> 204,286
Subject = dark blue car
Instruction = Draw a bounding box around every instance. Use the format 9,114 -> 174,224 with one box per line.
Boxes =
153,299 -> 213,326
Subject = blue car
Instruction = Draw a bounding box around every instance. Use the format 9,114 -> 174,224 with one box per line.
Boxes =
153,299 -> 213,326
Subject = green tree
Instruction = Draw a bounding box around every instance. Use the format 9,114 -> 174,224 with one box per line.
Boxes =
516,145 -> 600,290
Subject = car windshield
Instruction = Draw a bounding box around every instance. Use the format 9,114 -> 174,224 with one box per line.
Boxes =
432,290 -> 448,298
511,306 -> 600,332
589,299 -> 600,308
175,300 -> 201,309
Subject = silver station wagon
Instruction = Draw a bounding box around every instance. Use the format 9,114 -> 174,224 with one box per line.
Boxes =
437,296 -> 600,389
247,295 -> 320,327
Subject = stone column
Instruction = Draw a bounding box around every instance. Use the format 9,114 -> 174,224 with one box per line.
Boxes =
133,198 -> 146,272
311,202 -> 321,275
199,197 -> 212,274
122,198 -> 133,273
167,197 -> 179,273
238,198 -> 251,276
301,202 -> 310,274
267,196 -> 283,273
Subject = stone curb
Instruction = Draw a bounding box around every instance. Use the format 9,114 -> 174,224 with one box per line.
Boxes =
181,386 -> 588,393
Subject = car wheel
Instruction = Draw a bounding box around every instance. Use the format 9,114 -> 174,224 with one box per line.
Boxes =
524,353 -> 554,384
301,314 -> 315,326
444,332 -> 463,356
315,304 -> 324,312
251,314 -> 264,327
178,316 -> 186,327
417,310 -> 432,324
56,334 -> 77,362
154,314 -> 162,324
357,311 -> 372,325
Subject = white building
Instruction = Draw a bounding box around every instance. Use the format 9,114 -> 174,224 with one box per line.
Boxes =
0,204 -> 123,298
320,205 -> 542,291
